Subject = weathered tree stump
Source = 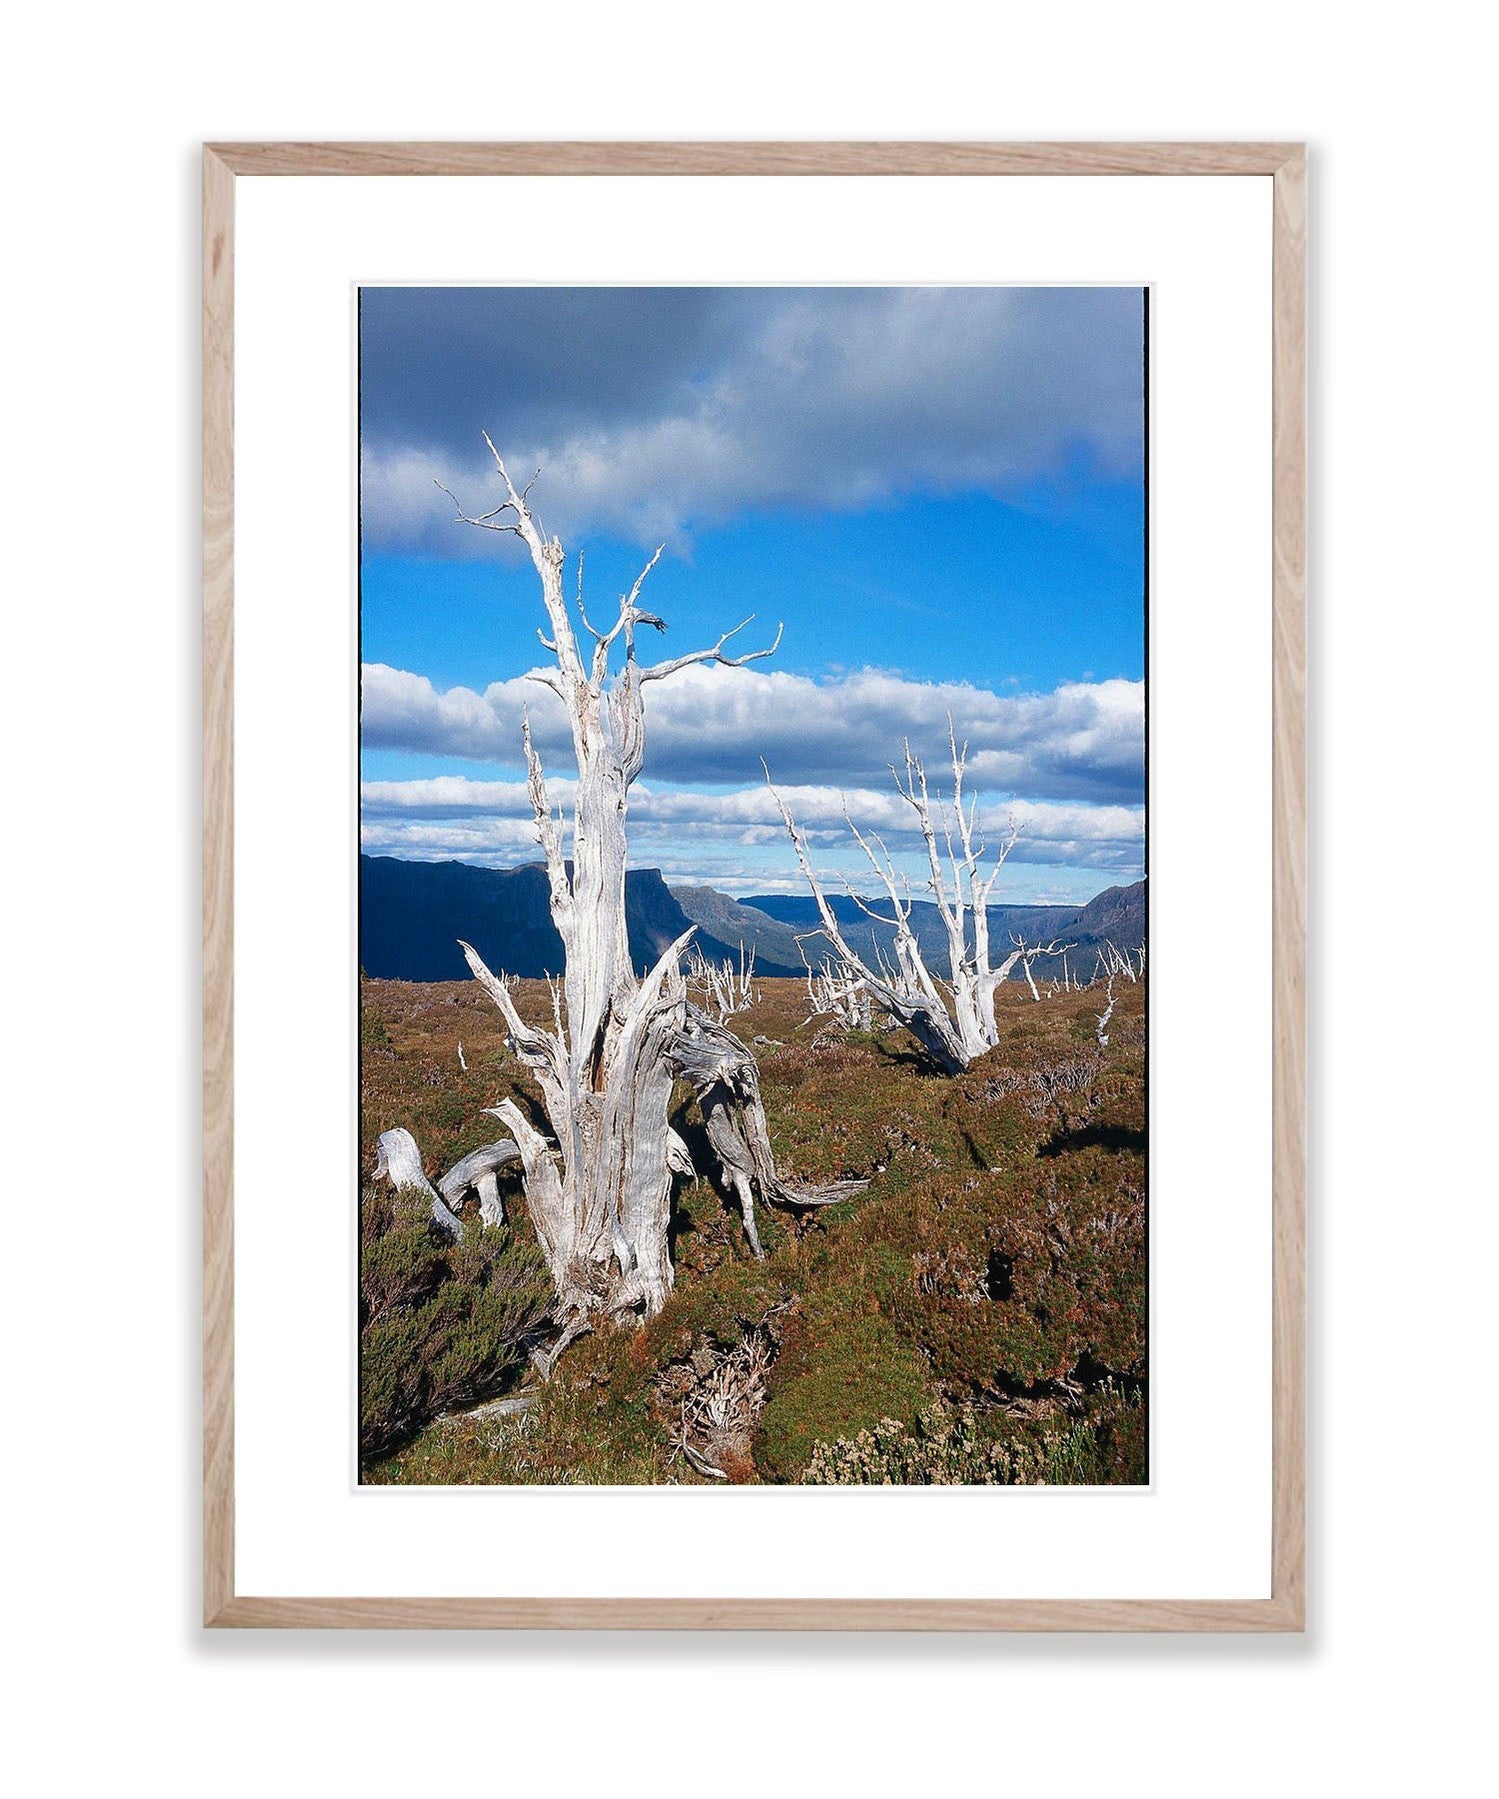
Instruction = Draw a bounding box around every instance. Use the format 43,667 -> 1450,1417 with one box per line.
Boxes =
373,1127 -> 464,1238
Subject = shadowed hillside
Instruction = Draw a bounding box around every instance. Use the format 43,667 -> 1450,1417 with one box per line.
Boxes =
360,855 -> 804,981
360,856 -> 1143,986
669,884 -> 812,970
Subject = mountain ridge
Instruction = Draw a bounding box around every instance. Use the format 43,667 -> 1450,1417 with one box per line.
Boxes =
734,882 -> 1145,981
360,855 -> 1143,985
359,856 -> 805,983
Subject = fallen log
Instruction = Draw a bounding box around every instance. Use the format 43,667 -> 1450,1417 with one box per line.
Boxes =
439,1136 -> 521,1226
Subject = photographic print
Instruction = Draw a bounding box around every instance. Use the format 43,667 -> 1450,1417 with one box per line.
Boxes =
357,285 -> 1147,1487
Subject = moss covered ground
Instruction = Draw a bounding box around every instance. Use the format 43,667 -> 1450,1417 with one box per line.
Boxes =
359,971 -> 1147,1485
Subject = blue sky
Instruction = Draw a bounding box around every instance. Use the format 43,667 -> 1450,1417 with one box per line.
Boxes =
360,287 -> 1145,902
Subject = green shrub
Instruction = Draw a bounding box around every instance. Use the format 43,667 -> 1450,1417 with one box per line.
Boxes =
758,1299 -> 932,1481
359,1189 -> 551,1463
834,1151 -> 1146,1393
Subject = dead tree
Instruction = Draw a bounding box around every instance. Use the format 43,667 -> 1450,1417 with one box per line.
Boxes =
797,937 -> 873,1032
432,441 -> 857,1347
438,1135 -> 521,1227
686,943 -> 757,1023
374,1127 -> 465,1239
1101,939 -> 1141,983
769,724 -> 1022,1074
1095,970 -> 1118,1049
1011,936 -> 1076,1003
670,1008 -> 864,1261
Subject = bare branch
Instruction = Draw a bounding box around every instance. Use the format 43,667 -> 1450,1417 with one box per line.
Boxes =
459,939 -> 566,1082
637,616 -> 783,685
590,544 -> 666,682
687,943 -> 759,1023
1009,935 -> 1077,1002
763,768 -> 863,969
524,667 -> 568,701
432,477 -> 523,538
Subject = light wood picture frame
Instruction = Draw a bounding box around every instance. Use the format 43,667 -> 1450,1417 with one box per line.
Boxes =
203,140 -> 1306,1630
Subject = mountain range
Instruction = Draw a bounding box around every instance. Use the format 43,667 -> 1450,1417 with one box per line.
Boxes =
360,855 -> 1144,985
735,883 -> 1145,982
359,856 -> 805,982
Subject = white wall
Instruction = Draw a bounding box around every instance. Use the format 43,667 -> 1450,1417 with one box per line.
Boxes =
4,5 -> 1490,1794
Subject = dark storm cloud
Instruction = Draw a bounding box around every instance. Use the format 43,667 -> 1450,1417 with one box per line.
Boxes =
360,287 -> 763,454
360,286 -> 1144,549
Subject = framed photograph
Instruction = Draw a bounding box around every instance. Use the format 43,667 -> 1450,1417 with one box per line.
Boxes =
204,141 -> 1305,1629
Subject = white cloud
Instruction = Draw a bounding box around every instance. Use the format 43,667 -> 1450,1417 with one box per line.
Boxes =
363,773 -> 1140,842
361,662 -> 1144,805
360,775 -> 1144,889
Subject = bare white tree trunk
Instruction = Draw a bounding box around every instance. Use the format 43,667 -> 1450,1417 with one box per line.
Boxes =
1095,970 -> 1118,1048
687,944 -> 757,1023
769,722 -> 1022,1073
463,939 -> 692,1321
1012,936 -> 1077,1003
431,442 -> 852,1341
1102,938 -> 1138,982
